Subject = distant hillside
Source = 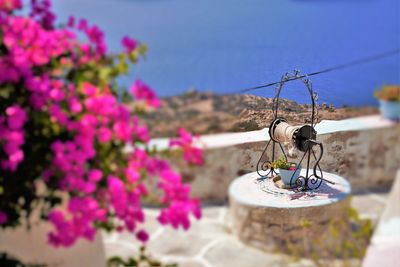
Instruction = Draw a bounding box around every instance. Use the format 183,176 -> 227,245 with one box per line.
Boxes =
138,90 -> 378,138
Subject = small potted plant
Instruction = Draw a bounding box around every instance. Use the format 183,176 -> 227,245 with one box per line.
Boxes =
374,85 -> 400,121
271,156 -> 301,185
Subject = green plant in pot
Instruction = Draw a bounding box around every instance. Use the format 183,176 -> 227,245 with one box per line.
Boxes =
271,156 -> 301,186
374,85 -> 400,121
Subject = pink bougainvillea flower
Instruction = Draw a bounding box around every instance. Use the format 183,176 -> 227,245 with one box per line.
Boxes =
67,16 -> 75,27
157,199 -> 201,230
113,121 -> 132,142
130,80 -> 160,108
5,105 -> 26,130
121,36 -> 137,53
183,147 -> 204,166
81,82 -> 98,97
49,104 -> 69,126
125,167 -> 140,183
0,0 -> 22,12
97,127 -> 112,143
48,197 -> 106,247
170,128 -> 204,166
131,116 -> 149,143
85,24 -> 107,56
77,18 -> 88,31
0,0 -> 203,249
0,211 -> 8,224
172,128 -> 193,145
136,229 -> 149,243
88,169 -> 102,182
68,97 -> 82,114
30,0 -> 56,29
106,175 -> 147,233
0,105 -> 26,171
155,168 -> 202,230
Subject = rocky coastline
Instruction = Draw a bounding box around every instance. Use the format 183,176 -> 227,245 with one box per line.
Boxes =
139,90 -> 378,137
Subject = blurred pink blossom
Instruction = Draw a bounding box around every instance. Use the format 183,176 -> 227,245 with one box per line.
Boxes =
136,230 -> 149,243
0,211 -> 8,224
122,36 -> 137,53
170,128 -> 204,166
0,0 -> 22,12
130,80 -> 160,108
0,0 -> 202,248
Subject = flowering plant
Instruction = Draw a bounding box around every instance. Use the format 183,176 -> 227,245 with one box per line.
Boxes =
374,85 -> 400,102
0,0 -> 203,248
271,156 -> 297,171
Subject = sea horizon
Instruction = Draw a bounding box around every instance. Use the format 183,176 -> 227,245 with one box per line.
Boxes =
54,0 -> 400,107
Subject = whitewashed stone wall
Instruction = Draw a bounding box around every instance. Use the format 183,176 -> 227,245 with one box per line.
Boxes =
164,116 -> 400,203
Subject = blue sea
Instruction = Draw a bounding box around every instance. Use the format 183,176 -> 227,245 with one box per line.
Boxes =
54,0 -> 400,106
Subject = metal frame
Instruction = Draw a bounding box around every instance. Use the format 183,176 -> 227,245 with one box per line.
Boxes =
256,70 -> 327,191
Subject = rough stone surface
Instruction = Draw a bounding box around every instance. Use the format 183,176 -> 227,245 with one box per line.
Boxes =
103,240 -> 136,260
147,221 -> 226,258
167,260 -> 205,267
204,237 -> 284,267
166,117 -> 399,203
351,191 -> 388,224
202,206 -> 224,220
228,171 -> 351,254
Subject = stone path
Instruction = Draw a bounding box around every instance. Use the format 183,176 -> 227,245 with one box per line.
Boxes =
351,188 -> 390,225
363,171 -> 400,267
103,189 -> 389,267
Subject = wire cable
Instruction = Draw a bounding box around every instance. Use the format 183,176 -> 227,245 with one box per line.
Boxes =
237,48 -> 400,94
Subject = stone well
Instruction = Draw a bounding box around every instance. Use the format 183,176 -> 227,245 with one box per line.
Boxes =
229,171 -> 351,255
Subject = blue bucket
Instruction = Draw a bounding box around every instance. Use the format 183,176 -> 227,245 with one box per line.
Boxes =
379,100 -> 400,121
279,168 -> 301,186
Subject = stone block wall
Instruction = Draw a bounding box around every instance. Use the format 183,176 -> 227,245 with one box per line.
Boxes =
167,117 -> 400,203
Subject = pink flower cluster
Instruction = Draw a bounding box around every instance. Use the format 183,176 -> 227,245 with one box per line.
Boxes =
48,197 -> 106,247
128,150 -> 202,230
158,169 -> 201,230
47,145 -> 202,245
0,105 -> 27,171
170,128 -> 204,166
130,80 -> 161,108
29,0 -> 55,29
122,36 -> 138,53
0,0 -> 204,248
66,16 -> 107,62
107,174 -> 146,230
41,78 -> 200,247
1,16 -> 74,85
0,211 -> 8,224
0,0 -> 21,12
